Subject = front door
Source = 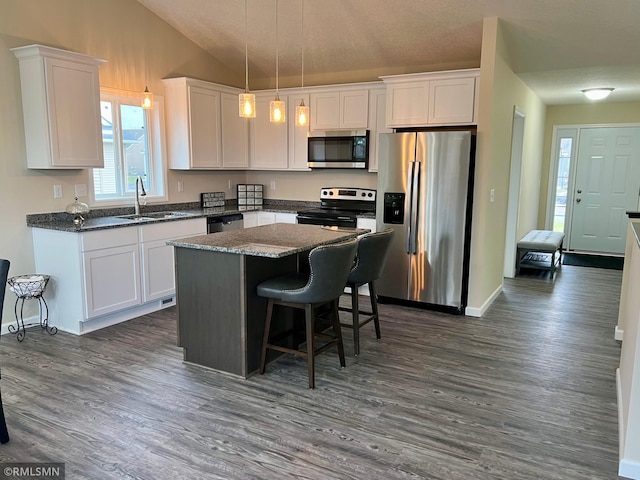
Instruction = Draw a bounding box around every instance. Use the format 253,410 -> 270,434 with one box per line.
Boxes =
569,127 -> 640,253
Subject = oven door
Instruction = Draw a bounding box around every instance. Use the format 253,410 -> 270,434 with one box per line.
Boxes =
296,214 -> 357,228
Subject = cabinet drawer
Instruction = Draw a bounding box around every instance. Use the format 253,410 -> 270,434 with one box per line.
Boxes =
139,218 -> 206,242
81,227 -> 138,252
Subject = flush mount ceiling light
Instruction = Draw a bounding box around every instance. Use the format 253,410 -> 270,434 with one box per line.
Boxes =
239,0 -> 255,118
581,88 -> 614,100
295,0 -> 309,127
270,0 -> 286,123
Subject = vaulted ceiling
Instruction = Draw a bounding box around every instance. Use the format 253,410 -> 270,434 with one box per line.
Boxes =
138,0 -> 640,105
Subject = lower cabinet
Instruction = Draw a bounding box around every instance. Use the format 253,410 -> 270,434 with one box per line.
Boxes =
32,218 -> 206,335
242,211 -> 297,228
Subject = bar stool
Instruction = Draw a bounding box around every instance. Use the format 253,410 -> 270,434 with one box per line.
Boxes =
339,228 -> 394,355
257,238 -> 358,389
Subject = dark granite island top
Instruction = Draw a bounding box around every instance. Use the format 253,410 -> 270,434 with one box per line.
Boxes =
167,223 -> 368,257
169,223 -> 368,377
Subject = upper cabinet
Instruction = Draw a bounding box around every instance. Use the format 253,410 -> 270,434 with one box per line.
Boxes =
12,44 -> 106,169
310,88 -> 369,130
381,69 -> 479,128
249,93 -> 288,170
163,77 -> 247,170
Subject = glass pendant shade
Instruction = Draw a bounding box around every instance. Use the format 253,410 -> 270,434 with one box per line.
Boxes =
295,100 -> 309,126
239,92 -> 256,118
270,94 -> 286,123
141,86 -> 153,109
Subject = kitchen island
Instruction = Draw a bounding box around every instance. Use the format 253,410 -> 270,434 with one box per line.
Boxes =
168,223 -> 367,377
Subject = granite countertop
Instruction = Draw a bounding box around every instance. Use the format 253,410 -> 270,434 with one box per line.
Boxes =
168,223 -> 368,258
26,200 -> 319,232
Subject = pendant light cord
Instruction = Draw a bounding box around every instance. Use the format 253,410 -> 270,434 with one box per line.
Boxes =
301,0 -> 304,92
275,0 -> 279,95
244,0 -> 249,92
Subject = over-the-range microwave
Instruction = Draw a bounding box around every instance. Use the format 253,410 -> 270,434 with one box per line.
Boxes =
307,130 -> 369,169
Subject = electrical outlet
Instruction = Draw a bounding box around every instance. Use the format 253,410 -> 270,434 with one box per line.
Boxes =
53,184 -> 62,199
177,180 -> 184,193
270,181 -> 276,191
490,188 -> 495,203
228,179 -> 232,190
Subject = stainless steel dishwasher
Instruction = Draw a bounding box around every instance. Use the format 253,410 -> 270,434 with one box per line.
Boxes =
206,214 -> 244,233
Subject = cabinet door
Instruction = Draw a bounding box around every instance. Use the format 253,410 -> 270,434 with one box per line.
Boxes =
189,86 -> 222,168
275,213 -> 297,224
243,212 -> 258,228
258,212 -> 276,225
287,93 -> 310,170
249,95 -> 288,169
428,77 -> 476,125
141,240 -> 176,302
368,88 -> 392,172
83,244 -> 141,319
386,81 -> 430,127
310,92 -> 340,130
340,90 -> 368,129
357,217 -> 377,233
221,93 -> 249,168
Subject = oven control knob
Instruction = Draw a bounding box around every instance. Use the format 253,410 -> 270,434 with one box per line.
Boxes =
329,191 -> 334,196
322,190 -> 327,196
368,192 -> 373,197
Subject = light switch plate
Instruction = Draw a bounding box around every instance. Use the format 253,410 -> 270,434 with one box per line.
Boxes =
74,184 -> 87,197
53,184 -> 62,198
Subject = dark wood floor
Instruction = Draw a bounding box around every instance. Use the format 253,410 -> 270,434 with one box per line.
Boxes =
0,264 -> 623,479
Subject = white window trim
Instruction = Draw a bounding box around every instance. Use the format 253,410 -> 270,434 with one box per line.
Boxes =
89,87 -> 168,208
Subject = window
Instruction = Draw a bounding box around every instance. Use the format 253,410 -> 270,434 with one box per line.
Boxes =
548,127 -> 577,233
90,88 -> 167,206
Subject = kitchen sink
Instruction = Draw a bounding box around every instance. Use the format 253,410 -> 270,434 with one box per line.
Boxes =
116,211 -> 194,221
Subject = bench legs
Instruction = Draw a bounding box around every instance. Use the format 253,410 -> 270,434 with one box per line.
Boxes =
516,243 -> 563,277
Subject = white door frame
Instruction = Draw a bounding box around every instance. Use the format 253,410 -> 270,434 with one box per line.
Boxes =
503,107 -> 525,278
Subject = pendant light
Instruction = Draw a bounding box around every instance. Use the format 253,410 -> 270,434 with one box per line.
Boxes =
141,13 -> 153,110
269,0 -> 286,123
295,0 -> 309,126
239,0 -> 255,118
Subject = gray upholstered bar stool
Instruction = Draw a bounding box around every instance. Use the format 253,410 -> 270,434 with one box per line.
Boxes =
257,238 -> 358,389
339,228 -> 394,356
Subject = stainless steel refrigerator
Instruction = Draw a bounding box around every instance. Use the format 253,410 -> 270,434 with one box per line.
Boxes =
376,131 -> 475,313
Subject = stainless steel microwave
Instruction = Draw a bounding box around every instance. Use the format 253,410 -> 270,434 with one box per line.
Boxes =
307,130 -> 369,169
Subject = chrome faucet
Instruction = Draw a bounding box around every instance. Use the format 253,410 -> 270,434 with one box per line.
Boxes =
135,176 -> 147,215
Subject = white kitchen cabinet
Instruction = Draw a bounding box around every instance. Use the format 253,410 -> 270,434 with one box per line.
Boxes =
163,77 -> 241,170
381,69 -> 479,128
428,77 -> 476,125
258,212 -> 277,225
275,212 -> 297,224
139,219 -> 206,302
32,217 -> 206,335
242,212 -> 258,228
11,44 -> 106,169
81,227 -> 141,319
310,88 -> 368,130
357,217 -> 377,233
249,94 -> 288,170
367,87 -> 391,172
221,93 -> 249,169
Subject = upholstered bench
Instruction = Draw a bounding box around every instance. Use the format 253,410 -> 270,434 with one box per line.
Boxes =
516,230 -> 565,276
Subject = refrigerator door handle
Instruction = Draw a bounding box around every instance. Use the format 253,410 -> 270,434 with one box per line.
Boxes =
410,161 -> 420,254
405,162 -> 415,254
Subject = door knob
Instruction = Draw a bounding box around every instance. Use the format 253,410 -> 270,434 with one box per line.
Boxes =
576,198 -> 582,203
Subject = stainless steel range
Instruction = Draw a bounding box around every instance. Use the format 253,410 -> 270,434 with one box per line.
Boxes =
296,187 -> 376,228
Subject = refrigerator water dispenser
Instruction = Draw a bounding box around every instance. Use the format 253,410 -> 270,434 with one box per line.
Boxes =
383,192 -> 405,224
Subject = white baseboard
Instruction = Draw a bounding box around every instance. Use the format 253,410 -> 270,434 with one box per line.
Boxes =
617,368 -> 625,463
465,283 -> 503,317
616,325 -> 624,341
619,459 -> 640,479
